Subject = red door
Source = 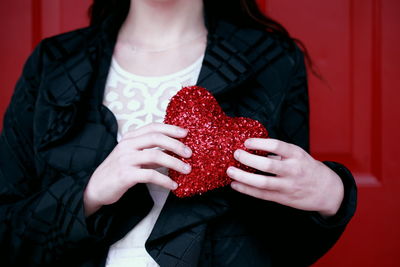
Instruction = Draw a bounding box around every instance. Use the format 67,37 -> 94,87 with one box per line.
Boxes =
260,0 -> 400,266
1,1 -> 399,266
0,0 -> 92,119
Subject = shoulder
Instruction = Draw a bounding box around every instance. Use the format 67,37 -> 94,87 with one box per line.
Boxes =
15,27 -> 90,95
37,25 -> 101,63
231,24 -> 306,93
20,24 -> 102,84
15,24 -> 103,108
215,20 -> 305,78
241,27 -> 303,72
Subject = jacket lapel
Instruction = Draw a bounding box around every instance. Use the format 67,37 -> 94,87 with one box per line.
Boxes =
34,17 -> 118,153
34,44 -> 95,151
196,22 -> 252,96
147,187 -> 235,242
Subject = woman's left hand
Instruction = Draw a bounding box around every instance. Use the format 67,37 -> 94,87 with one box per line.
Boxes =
227,138 -> 344,217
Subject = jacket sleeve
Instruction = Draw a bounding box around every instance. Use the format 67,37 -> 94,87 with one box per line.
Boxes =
265,45 -> 357,266
0,42 -> 102,266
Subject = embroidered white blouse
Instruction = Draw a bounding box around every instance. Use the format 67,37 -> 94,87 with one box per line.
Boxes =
103,55 -> 204,267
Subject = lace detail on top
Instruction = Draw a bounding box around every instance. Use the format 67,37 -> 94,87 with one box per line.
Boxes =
103,55 -> 203,267
103,55 -> 204,142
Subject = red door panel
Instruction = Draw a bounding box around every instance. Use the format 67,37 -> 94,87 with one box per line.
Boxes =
260,0 -> 400,266
1,1 -> 399,266
0,0 -> 91,127
0,0 -> 34,122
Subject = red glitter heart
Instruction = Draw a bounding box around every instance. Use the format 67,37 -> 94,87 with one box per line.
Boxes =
164,86 -> 269,198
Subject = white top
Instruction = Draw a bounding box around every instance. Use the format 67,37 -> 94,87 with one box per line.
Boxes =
103,55 -> 204,267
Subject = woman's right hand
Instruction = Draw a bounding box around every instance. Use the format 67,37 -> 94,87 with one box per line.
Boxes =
83,122 -> 192,217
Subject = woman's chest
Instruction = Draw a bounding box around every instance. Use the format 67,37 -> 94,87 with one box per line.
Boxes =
102,55 -> 204,141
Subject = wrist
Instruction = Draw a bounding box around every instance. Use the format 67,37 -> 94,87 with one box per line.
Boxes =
83,184 -> 102,217
317,169 -> 345,218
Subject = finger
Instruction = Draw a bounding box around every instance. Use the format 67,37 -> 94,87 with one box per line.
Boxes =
128,133 -> 192,158
227,166 -> 286,191
231,182 -> 284,203
267,154 -> 282,160
135,150 -> 191,174
140,163 -> 161,169
122,122 -> 188,140
233,149 -> 287,176
131,169 -> 178,190
244,138 -> 302,159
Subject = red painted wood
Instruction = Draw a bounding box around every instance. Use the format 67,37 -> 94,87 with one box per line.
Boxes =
0,0 -> 33,127
0,0 -> 90,129
256,0 -> 266,13
264,0 -> 400,266
41,0 -> 91,39
1,1 -> 399,266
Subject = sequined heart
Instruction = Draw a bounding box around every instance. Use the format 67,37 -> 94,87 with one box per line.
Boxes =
164,86 -> 269,197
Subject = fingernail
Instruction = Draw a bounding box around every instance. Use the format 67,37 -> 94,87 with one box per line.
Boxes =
244,139 -> 252,147
183,164 -> 191,173
178,128 -> 188,135
184,147 -> 192,156
171,182 -> 178,190
227,166 -> 234,176
231,182 -> 238,190
234,150 -> 240,159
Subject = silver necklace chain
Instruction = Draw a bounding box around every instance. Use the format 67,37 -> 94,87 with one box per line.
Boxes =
125,31 -> 207,53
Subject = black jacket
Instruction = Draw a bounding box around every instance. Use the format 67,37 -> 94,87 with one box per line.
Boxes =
0,13 -> 357,267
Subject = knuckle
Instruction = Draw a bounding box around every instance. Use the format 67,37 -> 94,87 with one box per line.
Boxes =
137,170 -> 148,180
145,149 -> 159,160
147,170 -> 159,181
116,154 -> 129,165
293,148 -> 305,159
270,140 -> 280,152
291,164 -> 303,176
149,122 -> 161,131
291,143 -> 306,157
148,122 -> 156,128
285,180 -> 296,194
261,159 -> 272,172
148,132 -> 158,141
260,179 -> 270,189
